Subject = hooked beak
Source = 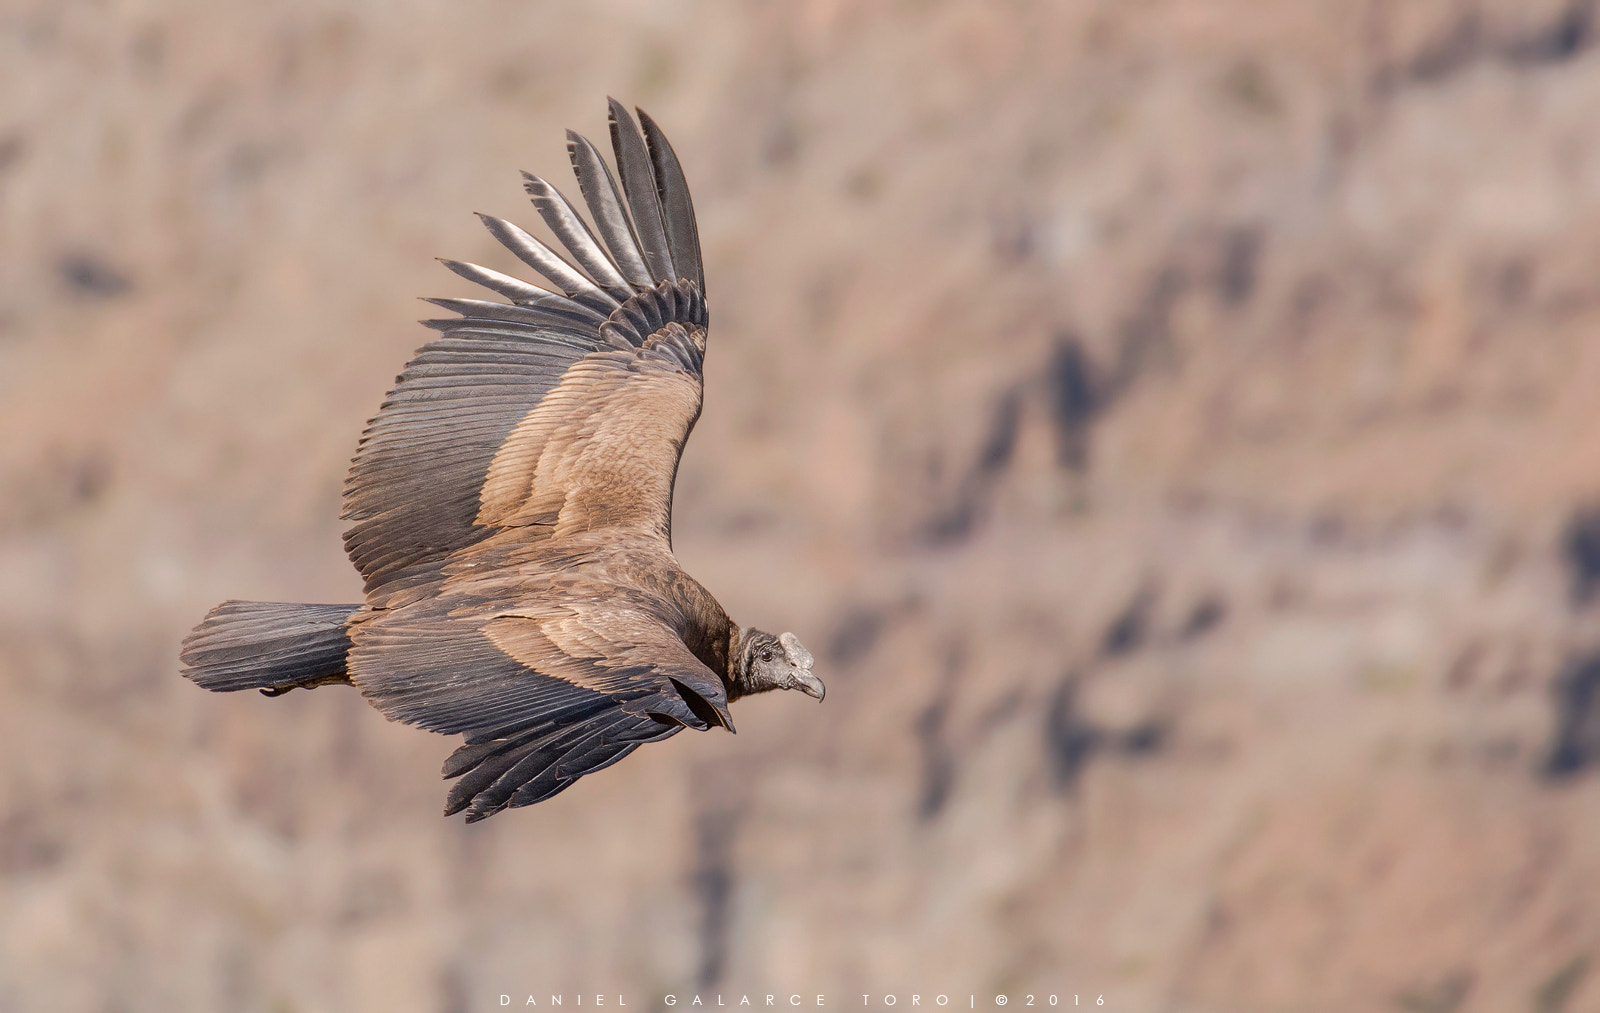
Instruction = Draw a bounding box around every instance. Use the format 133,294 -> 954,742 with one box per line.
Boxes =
793,670 -> 826,701
778,632 -> 823,701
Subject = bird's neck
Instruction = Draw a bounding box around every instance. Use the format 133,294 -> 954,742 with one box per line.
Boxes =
726,624 -> 753,701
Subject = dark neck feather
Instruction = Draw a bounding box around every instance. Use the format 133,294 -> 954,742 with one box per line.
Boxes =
727,625 -> 754,702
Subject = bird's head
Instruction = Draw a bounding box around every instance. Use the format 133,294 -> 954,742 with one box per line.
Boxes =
734,628 -> 824,702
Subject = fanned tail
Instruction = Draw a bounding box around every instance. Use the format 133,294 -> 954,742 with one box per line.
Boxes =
180,601 -> 360,695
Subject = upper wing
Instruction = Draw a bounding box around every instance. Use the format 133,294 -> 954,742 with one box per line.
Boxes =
341,102 -> 707,605
348,580 -> 733,822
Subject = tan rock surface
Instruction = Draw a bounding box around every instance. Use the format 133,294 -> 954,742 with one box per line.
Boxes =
3,1 -> 1600,1010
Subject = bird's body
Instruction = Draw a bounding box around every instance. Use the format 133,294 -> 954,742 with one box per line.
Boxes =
181,102 -> 822,822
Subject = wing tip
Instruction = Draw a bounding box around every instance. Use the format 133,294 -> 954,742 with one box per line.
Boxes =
634,104 -> 705,295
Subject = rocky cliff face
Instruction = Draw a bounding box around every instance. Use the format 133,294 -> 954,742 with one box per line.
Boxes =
4,1 -> 1600,1010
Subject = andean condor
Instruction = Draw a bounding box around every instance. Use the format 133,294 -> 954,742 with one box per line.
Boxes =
180,100 -> 824,823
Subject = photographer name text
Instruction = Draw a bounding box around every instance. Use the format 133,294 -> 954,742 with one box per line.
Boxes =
496,996 -> 1104,1008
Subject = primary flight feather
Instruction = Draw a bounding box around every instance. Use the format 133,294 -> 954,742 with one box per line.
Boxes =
180,101 -> 823,823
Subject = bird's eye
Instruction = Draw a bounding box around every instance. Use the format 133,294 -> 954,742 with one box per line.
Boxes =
760,650 -> 772,662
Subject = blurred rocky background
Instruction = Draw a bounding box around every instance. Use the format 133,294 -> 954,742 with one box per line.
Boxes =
4,0 -> 1600,1010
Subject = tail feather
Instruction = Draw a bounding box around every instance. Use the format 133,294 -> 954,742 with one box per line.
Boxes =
180,601 -> 360,694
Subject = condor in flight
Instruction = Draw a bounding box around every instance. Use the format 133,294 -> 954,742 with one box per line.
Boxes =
181,101 -> 824,823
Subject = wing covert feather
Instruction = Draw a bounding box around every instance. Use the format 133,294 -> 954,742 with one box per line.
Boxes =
343,282 -> 706,602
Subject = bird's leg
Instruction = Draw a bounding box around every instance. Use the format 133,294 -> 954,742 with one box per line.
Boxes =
259,672 -> 354,697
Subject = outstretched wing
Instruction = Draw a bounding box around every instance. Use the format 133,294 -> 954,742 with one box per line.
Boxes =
341,101 -> 707,606
348,575 -> 733,822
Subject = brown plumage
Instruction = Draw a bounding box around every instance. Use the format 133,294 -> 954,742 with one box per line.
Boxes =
180,101 -> 823,822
